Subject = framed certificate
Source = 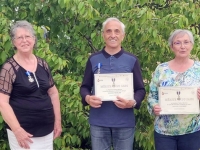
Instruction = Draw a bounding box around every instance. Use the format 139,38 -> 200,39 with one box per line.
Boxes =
94,73 -> 134,101
159,86 -> 200,114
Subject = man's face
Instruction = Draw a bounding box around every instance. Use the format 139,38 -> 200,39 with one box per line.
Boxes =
102,20 -> 125,50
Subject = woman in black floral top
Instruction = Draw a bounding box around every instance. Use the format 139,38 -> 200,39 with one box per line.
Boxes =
0,20 -> 62,149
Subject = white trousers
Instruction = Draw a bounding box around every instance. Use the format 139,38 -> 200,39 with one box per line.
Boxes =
7,129 -> 53,150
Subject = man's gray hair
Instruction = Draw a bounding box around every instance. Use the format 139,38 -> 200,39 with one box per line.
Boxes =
102,17 -> 125,33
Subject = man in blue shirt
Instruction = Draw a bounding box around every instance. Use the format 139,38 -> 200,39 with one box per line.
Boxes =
80,17 -> 146,150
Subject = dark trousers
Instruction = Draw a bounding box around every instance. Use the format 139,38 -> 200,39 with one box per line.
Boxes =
154,130 -> 200,150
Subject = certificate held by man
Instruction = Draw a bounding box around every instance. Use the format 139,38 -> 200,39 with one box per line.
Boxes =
159,86 -> 200,114
94,73 -> 134,101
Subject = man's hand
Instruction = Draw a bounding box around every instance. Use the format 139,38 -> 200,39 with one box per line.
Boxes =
85,95 -> 102,108
113,96 -> 136,109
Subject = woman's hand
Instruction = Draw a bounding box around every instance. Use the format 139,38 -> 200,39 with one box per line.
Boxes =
153,104 -> 162,116
53,120 -> 62,139
197,88 -> 200,100
13,127 -> 33,149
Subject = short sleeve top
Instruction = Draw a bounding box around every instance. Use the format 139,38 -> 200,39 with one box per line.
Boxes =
0,56 -> 55,137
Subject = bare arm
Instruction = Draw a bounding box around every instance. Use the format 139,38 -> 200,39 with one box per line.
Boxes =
0,93 -> 33,148
48,85 -> 62,139
0,93 -> 20,131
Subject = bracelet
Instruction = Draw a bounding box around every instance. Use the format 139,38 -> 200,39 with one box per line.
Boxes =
127,100 -> 136,108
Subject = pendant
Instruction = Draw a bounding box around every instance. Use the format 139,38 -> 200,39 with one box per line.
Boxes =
25,71 -> 34,82
112,77 -> 115,87
28,76 -> 34,82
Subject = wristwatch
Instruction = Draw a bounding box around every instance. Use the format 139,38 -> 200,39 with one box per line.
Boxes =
133,100 -> 137,107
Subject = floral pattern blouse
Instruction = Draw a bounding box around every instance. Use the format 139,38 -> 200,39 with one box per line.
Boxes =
148,61 -> 200,135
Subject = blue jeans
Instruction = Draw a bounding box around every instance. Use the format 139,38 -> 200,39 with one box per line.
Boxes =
90,125 -> 135,150
154,130 -> 200,150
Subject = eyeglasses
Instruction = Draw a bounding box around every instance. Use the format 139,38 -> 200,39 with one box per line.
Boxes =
14,35 -> 34,41
173,41 -> 191,46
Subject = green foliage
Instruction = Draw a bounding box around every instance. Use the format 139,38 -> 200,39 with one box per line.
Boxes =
0,16 -> 13,64
1,0 -> 200,149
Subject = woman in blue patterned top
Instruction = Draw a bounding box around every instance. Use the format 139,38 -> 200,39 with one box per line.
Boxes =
148,29 -> 200,150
